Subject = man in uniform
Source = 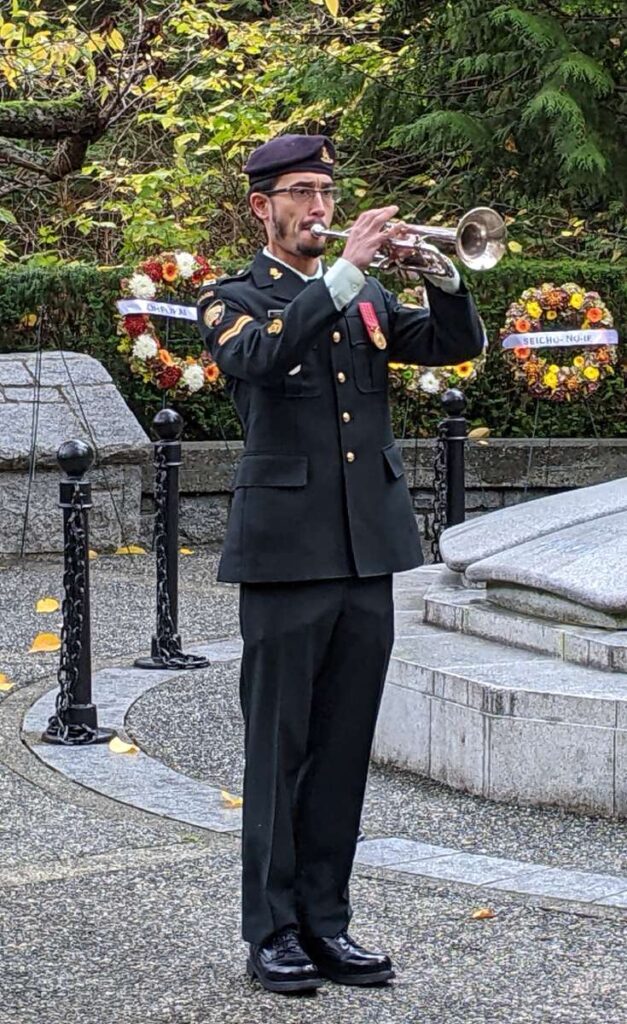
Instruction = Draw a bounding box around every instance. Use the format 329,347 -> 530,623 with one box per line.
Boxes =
197,134 -> 484,995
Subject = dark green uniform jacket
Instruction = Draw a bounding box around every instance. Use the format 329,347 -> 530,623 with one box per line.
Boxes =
197,250 -> 484,584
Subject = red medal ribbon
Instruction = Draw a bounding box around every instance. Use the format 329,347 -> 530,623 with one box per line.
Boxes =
357,301 -> 387,349
358,301 -> 380,341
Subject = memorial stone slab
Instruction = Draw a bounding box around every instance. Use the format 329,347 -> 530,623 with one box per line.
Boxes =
465,510 -> 627,626
440,477 -> 627,573
0,352 -> 150,553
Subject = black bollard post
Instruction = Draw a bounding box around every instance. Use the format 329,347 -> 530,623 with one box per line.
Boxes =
42,440 -> 115,745
441,388 -> 467,529
429,388 -> 467,562
135,409 -> 209,670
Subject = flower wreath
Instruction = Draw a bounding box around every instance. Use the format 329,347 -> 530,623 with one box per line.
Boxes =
500,282 -> 617,402
117,251 -> 224,396
387,283 -> 487,398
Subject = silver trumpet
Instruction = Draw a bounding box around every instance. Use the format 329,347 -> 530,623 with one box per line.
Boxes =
310,206 -> 507,278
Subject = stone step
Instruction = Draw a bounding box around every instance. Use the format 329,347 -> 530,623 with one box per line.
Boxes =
423,586 -> 627,674
374,623 -> 627,817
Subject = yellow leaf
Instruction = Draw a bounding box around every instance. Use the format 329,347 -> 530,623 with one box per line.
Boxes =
468,427 -> 490,440
221,789 -> 243,808
179,547 -> 194,555
107,28 -> 124,51
0,674 -> 14,692
323,0 -> 339,14
471,907 -> 496,920
20,312 -> 37,327
88,549 -> 98,560
114,544 -> 146,555
36,597 -> 60,613
29,632 -> 61,653
109,736 -> 139,755
507,240 -> 522,253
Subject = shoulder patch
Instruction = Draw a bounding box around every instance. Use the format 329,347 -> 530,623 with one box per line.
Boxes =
203,300 -> 226,328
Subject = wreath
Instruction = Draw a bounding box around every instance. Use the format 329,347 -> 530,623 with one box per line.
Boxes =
500,282 -> 617,402
388,283 -> 487,398
117,251 -> 224,396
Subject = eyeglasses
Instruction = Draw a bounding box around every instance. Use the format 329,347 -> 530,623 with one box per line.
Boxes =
264,186 -> 341,204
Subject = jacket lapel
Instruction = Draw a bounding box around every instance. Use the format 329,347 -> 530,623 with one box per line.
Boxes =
249,250 -> 325,303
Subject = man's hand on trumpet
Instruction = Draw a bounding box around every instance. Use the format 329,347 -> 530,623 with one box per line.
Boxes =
341,206 -> 403,272
340,207 -> 460,293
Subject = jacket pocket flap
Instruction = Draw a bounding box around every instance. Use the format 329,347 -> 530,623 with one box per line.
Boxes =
235,453 -> 308,488
382,443 -> 405,479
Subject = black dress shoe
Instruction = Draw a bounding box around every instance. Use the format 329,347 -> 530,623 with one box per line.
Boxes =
301,929 -> 395,986
247,927 -> 323,994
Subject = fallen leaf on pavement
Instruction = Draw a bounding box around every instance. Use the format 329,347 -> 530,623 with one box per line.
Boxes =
29,633 -> 61,653
109,736 -> 139,754
114,544 -> 146,555
36,597 -> 60,613
221,789 -> 243,808
179,547 -> 194,555
471,908 -> 496,920
0,674 -> 14,692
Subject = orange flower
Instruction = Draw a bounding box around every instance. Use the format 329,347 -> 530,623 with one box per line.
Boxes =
453,362 -> 473,378
204,363 -> 220,383
162,261 -> 178,282
587,306 -> 603,323
515,318 -> 531,333
158,348 -> 174,366
514,346 -> 531,360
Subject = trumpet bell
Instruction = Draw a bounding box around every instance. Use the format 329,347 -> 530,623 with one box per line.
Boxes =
456,207 -> 507,271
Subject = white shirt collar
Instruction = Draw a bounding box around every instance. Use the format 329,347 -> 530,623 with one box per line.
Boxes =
263,246 -> 323,282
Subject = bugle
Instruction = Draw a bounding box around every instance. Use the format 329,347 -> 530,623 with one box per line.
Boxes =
310,206 -> 507,278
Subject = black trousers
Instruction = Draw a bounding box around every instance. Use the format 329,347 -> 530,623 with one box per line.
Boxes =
238,574 -> 394,945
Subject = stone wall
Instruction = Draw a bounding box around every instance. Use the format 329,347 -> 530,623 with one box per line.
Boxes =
139,438 -> 627,557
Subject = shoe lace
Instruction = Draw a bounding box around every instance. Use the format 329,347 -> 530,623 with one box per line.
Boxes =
273,926 -> 300,951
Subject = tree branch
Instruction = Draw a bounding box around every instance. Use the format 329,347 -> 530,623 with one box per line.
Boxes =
0,94 -> 101,141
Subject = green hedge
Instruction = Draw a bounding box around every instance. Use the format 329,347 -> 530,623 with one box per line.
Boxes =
0,258 -> 625,440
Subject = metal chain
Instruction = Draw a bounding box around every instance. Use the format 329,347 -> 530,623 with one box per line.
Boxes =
46,485 -> 97,745
429,421 -> 448,563
153,444 -> 208,669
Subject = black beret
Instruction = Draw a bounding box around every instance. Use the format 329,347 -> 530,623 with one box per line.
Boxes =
244,134 -> 336,187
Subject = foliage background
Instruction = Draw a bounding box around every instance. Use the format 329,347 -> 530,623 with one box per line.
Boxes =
0,0 -> 625,438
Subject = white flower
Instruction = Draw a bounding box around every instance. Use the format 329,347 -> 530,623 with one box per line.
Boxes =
182,363 -> 205,392
132,333 -> 159,360
128,272 -> 156,299
175,252 -> 196,279
419,371 -> 440,395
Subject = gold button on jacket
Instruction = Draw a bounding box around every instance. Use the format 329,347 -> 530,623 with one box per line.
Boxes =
337,371 -> 346,383
346,451 -> 355,463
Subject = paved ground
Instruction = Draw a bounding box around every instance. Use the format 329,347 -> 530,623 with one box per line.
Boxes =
1,548 -> 627,1023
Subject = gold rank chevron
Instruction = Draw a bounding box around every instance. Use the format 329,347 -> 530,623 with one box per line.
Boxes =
217,315 -> 254,346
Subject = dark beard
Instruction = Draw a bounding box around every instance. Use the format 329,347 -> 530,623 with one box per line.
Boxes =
272,213 -> 324,258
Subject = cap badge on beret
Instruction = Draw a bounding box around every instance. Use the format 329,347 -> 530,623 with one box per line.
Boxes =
269,267 -> 283,279
320,145 -> 334,165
